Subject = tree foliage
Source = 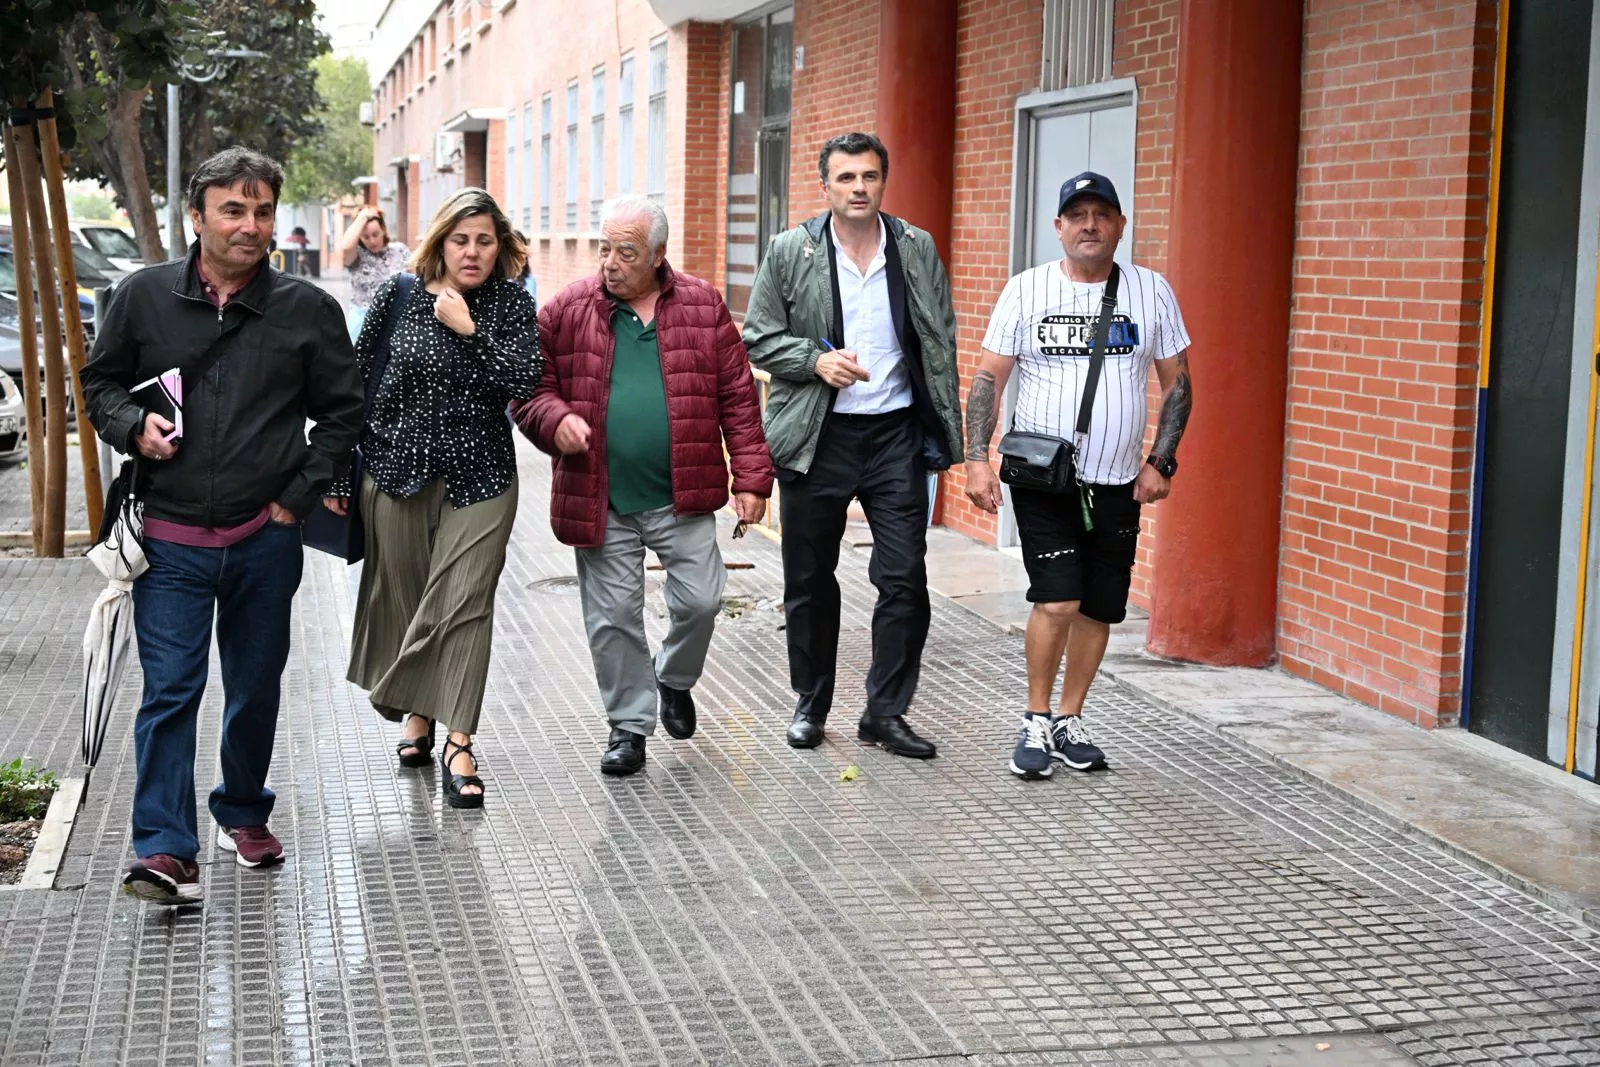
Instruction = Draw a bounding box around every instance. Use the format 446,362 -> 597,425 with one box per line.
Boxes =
282,54 -> 373,205
0,1 -> 327,261
0,2 -> 181,121
139,0 -> 331,201
0,1 -> 187,263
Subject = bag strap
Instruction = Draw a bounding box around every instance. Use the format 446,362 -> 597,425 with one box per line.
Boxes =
364,273 -> 416,416
1073,263 -> 1121,445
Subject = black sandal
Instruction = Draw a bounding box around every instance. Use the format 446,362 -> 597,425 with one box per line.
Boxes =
440,736 -> 485,809
396,716 -> 435,768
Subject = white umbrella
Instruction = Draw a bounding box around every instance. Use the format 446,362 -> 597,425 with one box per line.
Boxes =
81,468 -> 147,768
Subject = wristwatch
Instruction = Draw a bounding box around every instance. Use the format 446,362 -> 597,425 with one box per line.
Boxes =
1146,454 -> 1178,478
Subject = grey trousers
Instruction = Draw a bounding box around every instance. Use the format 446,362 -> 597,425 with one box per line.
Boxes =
575,507 -> 726,735
347,474 -> 517,735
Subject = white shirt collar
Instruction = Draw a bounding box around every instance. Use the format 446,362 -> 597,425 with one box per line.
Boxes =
831,215 -> 888,259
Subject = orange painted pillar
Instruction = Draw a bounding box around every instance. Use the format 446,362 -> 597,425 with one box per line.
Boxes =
1146,0 -> 1302,666
877,0 -> 958,521
876,0 -> 958,263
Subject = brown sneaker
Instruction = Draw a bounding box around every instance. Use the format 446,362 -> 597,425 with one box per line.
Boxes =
215,825 -> 284,868
122,854 -> 203,906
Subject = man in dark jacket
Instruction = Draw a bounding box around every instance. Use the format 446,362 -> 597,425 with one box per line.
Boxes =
511,195 -> 772,776
82,147 -> 363,906
742,133 -> 962,759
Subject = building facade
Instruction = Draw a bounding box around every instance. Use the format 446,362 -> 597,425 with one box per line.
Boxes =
369,0 -> 1600,781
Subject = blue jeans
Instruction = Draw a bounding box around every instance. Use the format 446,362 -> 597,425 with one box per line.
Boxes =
130,520 -> 304,860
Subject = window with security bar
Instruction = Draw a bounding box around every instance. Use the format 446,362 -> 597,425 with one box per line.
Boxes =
565,81 -> 579,230
522,101 -> 534,231
618,54 -> 635,194
505,106 -> 518,226
647,37 -> 667,205
539,95 -> 552,232
591,66 -> 606,229
1040,0 -> 1113,90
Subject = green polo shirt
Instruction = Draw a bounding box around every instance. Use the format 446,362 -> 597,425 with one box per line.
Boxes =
605,298 -> 673,515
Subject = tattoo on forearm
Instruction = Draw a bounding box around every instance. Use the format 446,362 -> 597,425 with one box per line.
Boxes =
965,370 -> 999,461
1153,352 -> 1192,458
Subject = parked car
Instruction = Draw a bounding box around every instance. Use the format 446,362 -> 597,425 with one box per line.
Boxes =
0,223 -> 125,289
69,222 -> 145,272
0,351 -> 25,462
65,240 -> 127,289
0,288 -> 80,432
0,248 -> 98,331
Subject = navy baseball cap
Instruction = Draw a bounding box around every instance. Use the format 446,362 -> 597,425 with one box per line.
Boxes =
1057,171 -> 1122,215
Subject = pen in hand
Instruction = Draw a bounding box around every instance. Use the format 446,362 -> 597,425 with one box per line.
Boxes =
816,338 -> 869,388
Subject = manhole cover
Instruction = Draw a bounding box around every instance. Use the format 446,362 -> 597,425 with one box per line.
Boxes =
526,575 -> 582,594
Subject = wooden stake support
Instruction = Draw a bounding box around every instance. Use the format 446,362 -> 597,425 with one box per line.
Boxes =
2,120 -> 46,555
35,90 -> 104,533
10,107 -> 69,556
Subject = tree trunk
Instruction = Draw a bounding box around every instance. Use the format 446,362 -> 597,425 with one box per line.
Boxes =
104,86 -> 166,265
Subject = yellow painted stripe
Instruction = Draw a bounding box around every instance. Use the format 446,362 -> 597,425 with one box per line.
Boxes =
1479,0 -> 1511,390
1568,251 -> 1600,773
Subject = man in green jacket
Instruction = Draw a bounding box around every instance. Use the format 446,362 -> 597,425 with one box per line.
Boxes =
742,132 -> 963,759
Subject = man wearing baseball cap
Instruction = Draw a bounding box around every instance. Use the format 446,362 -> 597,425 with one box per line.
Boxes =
963,171 -> 1194,779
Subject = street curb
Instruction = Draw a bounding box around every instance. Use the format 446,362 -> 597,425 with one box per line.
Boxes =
0,776 -> 86,892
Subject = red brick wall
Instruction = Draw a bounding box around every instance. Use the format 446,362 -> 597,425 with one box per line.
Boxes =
710,25 -> 733,293
939,0 -> 1043,543
485,121 -> 506,203
788,0 -> 881,228
404,161 -> 421,247
1279,0 -> 1495,726
680,22 -> 725,282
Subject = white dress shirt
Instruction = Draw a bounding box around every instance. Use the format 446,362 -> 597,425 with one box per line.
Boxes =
831,218 -> 913,415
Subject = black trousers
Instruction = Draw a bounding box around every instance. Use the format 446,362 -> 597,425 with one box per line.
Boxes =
779,409 -> 930,721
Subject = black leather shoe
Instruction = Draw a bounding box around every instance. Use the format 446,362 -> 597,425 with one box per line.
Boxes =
786,711 -> 826,749
600,728 -> 647,776
658,684 -> 697,740
858,715 -> 938,759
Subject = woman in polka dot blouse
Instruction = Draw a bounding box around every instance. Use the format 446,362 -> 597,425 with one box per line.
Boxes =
332,187 -> 541,809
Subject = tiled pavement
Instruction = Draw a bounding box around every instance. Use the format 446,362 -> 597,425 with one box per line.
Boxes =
3,451 -> 1600,1066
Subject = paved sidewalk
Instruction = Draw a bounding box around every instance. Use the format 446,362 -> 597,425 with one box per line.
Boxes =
923,528 -> 1600,928
2,450 -> 1600,1066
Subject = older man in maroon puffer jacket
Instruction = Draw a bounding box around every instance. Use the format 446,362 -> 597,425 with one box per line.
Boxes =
511,196 -> 773,775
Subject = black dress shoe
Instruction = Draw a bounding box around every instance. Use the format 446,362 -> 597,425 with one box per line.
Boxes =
857,715 -> 938,759
600,728 -> 647,776
658,683 -> 697,740
786,711 -> 826,749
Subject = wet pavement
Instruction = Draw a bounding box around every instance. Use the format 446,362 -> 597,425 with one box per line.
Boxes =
1,449 -> 1599,1065
1,270 -> 1597,1065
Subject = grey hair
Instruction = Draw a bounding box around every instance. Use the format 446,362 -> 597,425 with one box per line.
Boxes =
602,195 -> 669,250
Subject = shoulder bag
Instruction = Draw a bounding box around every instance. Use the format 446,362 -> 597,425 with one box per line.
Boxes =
304,273 -> 417,564
996,264 -> 1121,524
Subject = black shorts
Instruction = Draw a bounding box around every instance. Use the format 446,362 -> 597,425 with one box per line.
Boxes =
1010,480 -> 1142,623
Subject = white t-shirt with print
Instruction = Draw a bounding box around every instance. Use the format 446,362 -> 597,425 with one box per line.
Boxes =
980,260 -> 1190,485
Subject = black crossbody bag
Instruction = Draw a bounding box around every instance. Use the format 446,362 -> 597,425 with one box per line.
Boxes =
996,264 -> 1121,525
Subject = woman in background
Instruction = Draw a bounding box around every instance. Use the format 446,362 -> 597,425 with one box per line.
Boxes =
339,206 -> 409,341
